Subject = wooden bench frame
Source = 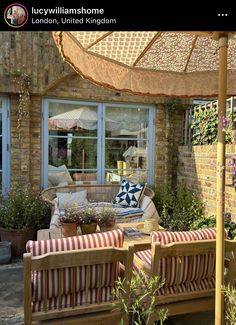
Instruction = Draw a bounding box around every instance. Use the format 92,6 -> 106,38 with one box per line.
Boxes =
24,246 -> 134,325
134,239 -> 236,323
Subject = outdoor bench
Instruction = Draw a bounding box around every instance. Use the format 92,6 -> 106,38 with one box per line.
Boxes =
41,183 -> 159,227
132,228 -> 236,323
24,229 -> 132,325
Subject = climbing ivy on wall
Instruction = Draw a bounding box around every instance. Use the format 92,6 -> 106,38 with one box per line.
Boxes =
190,106 -> 233,145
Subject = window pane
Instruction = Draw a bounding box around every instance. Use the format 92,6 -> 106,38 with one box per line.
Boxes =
70,138 -> 97,170
105,106 -> 149,184
48,102 -> 98,185
49,138 -> 97,170
45,100 -> 154,187
105,106 -> 148,138
49,103 -> 97,136
105,139 -> 147,169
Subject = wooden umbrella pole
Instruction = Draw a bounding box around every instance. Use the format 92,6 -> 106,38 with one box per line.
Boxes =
215,34 -> 228,325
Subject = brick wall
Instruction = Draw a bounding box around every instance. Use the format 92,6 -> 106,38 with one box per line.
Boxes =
8,72 -> 185,189
0,32 -> 72,94
0,32 -> 186,189
178,144 -> 236,220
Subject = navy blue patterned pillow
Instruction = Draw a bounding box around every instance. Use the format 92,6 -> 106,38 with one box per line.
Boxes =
114,180 -> 146,207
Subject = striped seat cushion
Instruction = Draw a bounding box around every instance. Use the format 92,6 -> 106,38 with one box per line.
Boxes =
135,228 -> 225,290
156,278 -> 215,296
32,287 -> 113,313
151,227 -> 219,244
26,229 -> 124,302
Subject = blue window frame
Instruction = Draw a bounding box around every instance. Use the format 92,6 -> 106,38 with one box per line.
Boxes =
42,99 -> 155,188
0,96 -> 10,194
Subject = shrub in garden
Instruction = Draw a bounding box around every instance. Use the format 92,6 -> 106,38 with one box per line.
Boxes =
153,183 -> 205,231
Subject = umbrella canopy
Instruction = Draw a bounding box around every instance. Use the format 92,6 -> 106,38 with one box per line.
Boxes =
53,31 -> 236,325
48,107 -> 98,130
53,31 -> 236,97
48,106 -> 116,131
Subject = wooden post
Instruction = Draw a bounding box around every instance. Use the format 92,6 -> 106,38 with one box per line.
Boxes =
215,34 -> 228,325
24,253 -> 32,325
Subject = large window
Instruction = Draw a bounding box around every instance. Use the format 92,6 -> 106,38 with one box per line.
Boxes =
0,97 -> 10,194
42,99 -> 155,187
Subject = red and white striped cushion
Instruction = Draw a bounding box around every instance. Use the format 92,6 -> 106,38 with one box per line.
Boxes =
135,228 -> 225,289
151,228 -> 219,244
26,229 -> 123,302
32,287 -> 113,312
152,228 -> 219,286
157,277 -> 215,296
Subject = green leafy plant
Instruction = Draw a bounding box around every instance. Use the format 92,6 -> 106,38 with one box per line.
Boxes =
191,106 -> 233,145
112,270 -> 167,325
76,205 -> 98,225
153,183 -> 205,231
190,214 -> 236,239
223,284 -> 236,324
0,184 -> 51,230
59,206 -> 79,224
97,206 -> 116,228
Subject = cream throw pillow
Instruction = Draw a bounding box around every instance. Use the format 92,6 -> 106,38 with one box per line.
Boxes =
48,171 -> 71,186
56,190 -> 89,209
140,195 -> 160,222
48,164 -> 73,186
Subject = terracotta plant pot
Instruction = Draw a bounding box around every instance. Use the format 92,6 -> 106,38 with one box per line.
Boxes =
60,223 -> 78,238
80,223 -> 97,235
99,216 -> 116,232
0,227 -> 35,256
99,225 -> 116,232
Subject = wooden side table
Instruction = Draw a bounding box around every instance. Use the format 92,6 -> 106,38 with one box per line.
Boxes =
37,228 -> 61,240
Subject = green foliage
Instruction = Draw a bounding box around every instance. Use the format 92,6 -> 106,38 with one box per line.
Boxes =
112,270 -> 168,325
223,284 -> 236,324
153,183 -> 205,231
190,214 -> 236,239
0,184 -> 51,230
97,206 -> 116,227
190,214 -> 216,230
59,206 -> 79,224
71,132 -> 97,169
191,107 -> 233,145
76,205 -> 98,224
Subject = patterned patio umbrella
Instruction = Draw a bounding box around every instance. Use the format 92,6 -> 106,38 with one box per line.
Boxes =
48,107 -> 97,130
53,31 -> 236,324
48,106 -> 116,131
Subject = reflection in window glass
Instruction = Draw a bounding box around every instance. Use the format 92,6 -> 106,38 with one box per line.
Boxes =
48,103 -> 98,183
105,106 -> 148,138
49,103 -> 97,136
45,100 -> 154,186
105,106 -> 149,184
49,137 -> 97,170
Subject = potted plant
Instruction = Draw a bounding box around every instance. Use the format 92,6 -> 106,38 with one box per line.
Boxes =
98,205 -> 116,232
77,205 -> 98,235
0,184 -> 51,255
59,206 -> 79,238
